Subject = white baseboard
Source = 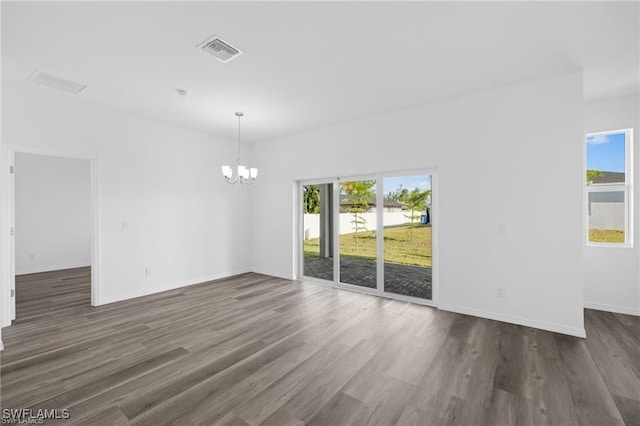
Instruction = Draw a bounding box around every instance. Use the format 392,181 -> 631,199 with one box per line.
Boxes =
250,267 -> 295,281
584,301 -> 640,316
16,263 -> 91,276
439,303 -> 586,338
249,271 -> 587,337
98,269 -> 251,305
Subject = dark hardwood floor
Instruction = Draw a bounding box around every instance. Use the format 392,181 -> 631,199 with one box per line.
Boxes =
2,268 -> 639,425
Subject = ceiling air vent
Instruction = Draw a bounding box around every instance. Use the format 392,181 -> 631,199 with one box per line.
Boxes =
197,35 -> 243,63
29,70 -> 86,94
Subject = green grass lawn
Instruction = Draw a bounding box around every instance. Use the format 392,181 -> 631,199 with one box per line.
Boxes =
304,224 -> 432,267
589,228 -> 625,243
305,226 -> 623,266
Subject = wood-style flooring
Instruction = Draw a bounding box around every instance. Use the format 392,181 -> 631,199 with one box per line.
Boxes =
2,268 -> 639,425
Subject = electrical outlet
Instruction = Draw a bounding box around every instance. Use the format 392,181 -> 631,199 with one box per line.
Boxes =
145,268 -> 151,277
28,253 -> 35,261
496,287 -> 506,298
122,221 -> 129,231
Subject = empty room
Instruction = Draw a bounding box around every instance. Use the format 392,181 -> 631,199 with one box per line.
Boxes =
1,1 -> 639,425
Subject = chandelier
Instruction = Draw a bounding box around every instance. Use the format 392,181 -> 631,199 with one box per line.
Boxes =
221,112 -> 258,185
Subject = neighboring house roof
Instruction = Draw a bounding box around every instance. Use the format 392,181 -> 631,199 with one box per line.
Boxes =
382,200 -> 406,208
592,171 -> 625,185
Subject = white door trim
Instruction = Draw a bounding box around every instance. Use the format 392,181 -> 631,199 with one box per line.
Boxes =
1,144 -> 100,327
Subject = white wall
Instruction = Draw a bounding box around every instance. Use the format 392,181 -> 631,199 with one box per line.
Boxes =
251,72 -> 585,336
1,78 -> 252,321
584,93 -> 640,315
14,153 -> 91,274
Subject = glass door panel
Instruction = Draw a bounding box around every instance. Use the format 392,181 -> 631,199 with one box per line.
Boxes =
339,179 -> 377,288
382,175 -> 432,300
587,190 -> 626,244
302,183 -> 334,281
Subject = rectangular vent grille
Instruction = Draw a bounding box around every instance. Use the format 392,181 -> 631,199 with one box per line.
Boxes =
30,71 -> 86,94
197,35 -> 243,63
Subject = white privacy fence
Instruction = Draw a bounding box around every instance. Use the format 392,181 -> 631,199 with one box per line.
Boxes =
303,212 -> 415,239
588,192 -> 625,230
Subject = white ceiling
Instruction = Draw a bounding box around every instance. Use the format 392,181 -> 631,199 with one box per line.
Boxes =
2,1 -> 639,142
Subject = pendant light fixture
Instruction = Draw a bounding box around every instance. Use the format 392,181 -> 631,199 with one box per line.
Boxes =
221,112 -> 258,185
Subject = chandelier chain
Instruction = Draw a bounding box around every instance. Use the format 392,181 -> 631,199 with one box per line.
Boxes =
222,111 -> 256,185
237,113 -> 242,164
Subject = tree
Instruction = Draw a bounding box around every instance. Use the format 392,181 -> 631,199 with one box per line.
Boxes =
399,187 -> 431,241
341,180 -> 376,250
303,185 -> 320,214
586,169 -> 603,185
385,187 -> 408,202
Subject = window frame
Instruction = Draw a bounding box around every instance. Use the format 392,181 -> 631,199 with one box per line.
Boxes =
585,128 -> 633,248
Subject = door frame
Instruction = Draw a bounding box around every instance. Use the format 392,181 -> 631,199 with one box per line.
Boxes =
297,177 -> 338,287
2,144 -> 100,326
297,168 -> 438,307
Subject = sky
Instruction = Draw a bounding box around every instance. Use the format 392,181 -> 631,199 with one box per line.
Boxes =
383,175 -> 432,194
586,132 -> 626,172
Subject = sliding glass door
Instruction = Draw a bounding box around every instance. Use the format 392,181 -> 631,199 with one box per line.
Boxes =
382,175 -> 432,300
302,183 -> 334,281
339,179 -> 377,289
300,171 -> 435,303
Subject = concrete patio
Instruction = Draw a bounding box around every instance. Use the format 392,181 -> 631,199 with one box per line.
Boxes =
303,255 -> 432,300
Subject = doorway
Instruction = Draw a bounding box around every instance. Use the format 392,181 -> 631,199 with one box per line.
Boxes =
5,147 -> 99,324
299,171 -> 436,305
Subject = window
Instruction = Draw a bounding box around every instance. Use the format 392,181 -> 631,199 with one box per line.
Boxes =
586,129 -> 632,246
